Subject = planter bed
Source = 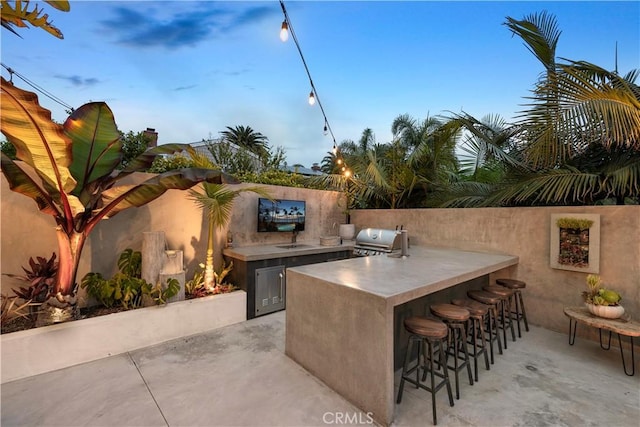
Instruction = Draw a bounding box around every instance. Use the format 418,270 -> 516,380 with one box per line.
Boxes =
1,291 -> 246,384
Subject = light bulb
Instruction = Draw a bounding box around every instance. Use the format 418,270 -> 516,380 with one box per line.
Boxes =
280,21 -> 289,42
324,124 -> 328,136
341,166 -> 346,172
337,158 -> 342,165
332,145 -> 337,155
308,91 -> 315,106
344,169 -> 352,178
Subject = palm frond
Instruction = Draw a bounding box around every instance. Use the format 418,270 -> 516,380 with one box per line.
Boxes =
487,167 -> 600,206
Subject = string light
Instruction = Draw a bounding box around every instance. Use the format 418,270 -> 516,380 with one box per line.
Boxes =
279,0 -> 336,148
278,2 -> 351,179
280,21 -> 289,42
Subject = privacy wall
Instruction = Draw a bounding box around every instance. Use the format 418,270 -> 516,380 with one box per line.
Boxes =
351,206 -> 640,336
1,173 -> 345,303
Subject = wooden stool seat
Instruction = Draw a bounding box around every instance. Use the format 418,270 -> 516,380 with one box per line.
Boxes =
404,317 -> 448,339
468,290 -> 503,362
467,290 -> 501,306
496,278 -> 526,289
430,303 -> 470,322
451,298 -> 490,382
483,284 -> 514,298
430,303 -> 473,399
451,298 -> 488,318
496,278 -> 530,336
483,285 -> 516,346
397,316 -> 453,424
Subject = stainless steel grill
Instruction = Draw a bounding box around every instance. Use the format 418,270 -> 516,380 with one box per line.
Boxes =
353,228 -> 402,256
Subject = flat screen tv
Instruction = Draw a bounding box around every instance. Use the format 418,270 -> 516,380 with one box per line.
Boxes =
257,198 -> 306,232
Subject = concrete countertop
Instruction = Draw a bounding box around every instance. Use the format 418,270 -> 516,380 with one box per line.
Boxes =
287,246 -> 519,306
223,241 -> 355,262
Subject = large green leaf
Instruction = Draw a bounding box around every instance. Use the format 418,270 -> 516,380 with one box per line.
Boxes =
66,102 -> 122,198
0,154 -> 60,217
1,0 -> 69,38
0,77 -> 76,195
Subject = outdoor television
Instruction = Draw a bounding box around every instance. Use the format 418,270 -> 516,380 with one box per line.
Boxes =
257,198 -> 306,232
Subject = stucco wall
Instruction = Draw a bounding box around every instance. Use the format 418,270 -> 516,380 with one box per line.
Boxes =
1,173 -> 345,305
351,206 -> 640,336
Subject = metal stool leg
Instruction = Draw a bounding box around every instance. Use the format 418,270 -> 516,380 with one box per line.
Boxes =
517,290 -> 529,332
506,296 -> 516,342
512,293 -> 522,338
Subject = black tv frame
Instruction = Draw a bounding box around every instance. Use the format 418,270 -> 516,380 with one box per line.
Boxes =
257,198 -> 306,232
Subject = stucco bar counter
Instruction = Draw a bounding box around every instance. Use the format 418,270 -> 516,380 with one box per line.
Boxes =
285,246 -> 519,427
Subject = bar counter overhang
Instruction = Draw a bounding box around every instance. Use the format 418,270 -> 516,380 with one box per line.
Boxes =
285,246 -> 519,427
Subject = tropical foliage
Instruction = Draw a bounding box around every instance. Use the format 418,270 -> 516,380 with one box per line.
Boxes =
1,138 -> 17,159
432,12 -> 639,207
188,152 -> 273,290
81,249 -> 147,310
220,125 -> 270,159
147,153 -> 195,173
0,78 -> 234,323
0,0 -> 69,38
315,119 -> 461,211
119,130 -> 152,169
4,253 -> 58,303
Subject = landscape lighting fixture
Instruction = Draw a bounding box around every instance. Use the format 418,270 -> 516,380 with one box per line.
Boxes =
308,90 -> 316,106
280,21 -> 289,42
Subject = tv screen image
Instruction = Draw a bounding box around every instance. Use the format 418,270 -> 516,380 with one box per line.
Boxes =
258,198 -> 306,232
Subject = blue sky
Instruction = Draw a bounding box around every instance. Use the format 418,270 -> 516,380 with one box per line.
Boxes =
2,1 -> 638,168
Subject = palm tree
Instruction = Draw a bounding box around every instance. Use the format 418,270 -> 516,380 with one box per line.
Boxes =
188,152 -> 272,290
391,114 -> 460,204
220,125 -> 270,159
500,12 -> 640,205
439,12 -> 639,207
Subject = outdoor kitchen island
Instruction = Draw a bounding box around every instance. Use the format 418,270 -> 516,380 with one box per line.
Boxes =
285,246 -> 519,427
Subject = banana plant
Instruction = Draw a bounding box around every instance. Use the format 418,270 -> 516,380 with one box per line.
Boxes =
0,77 -> 233,322
1,0 -> 70,38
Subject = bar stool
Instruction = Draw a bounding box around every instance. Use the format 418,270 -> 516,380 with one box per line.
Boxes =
467,290 -> 503,363
496,278 -> 529,337
397,316 -> 454,425
483,284 -> 517,347
429,304 -> 474,400
451,298 -> 490,382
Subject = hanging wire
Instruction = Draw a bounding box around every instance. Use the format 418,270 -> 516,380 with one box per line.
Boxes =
279,0 -> 337,150
1,62 -> 74,112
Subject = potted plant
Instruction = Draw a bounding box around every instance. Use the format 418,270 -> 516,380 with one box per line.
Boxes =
582,274 -> 624,319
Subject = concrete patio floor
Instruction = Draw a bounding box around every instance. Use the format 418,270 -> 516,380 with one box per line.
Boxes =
1,310 -> 638,427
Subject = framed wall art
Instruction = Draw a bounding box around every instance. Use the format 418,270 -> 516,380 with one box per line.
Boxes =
550,213 -> 600,273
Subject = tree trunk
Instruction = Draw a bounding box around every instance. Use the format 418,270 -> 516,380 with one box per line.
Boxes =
54,226 -> 87,296
204,212 -> 215,290
36,227 -> 86,326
